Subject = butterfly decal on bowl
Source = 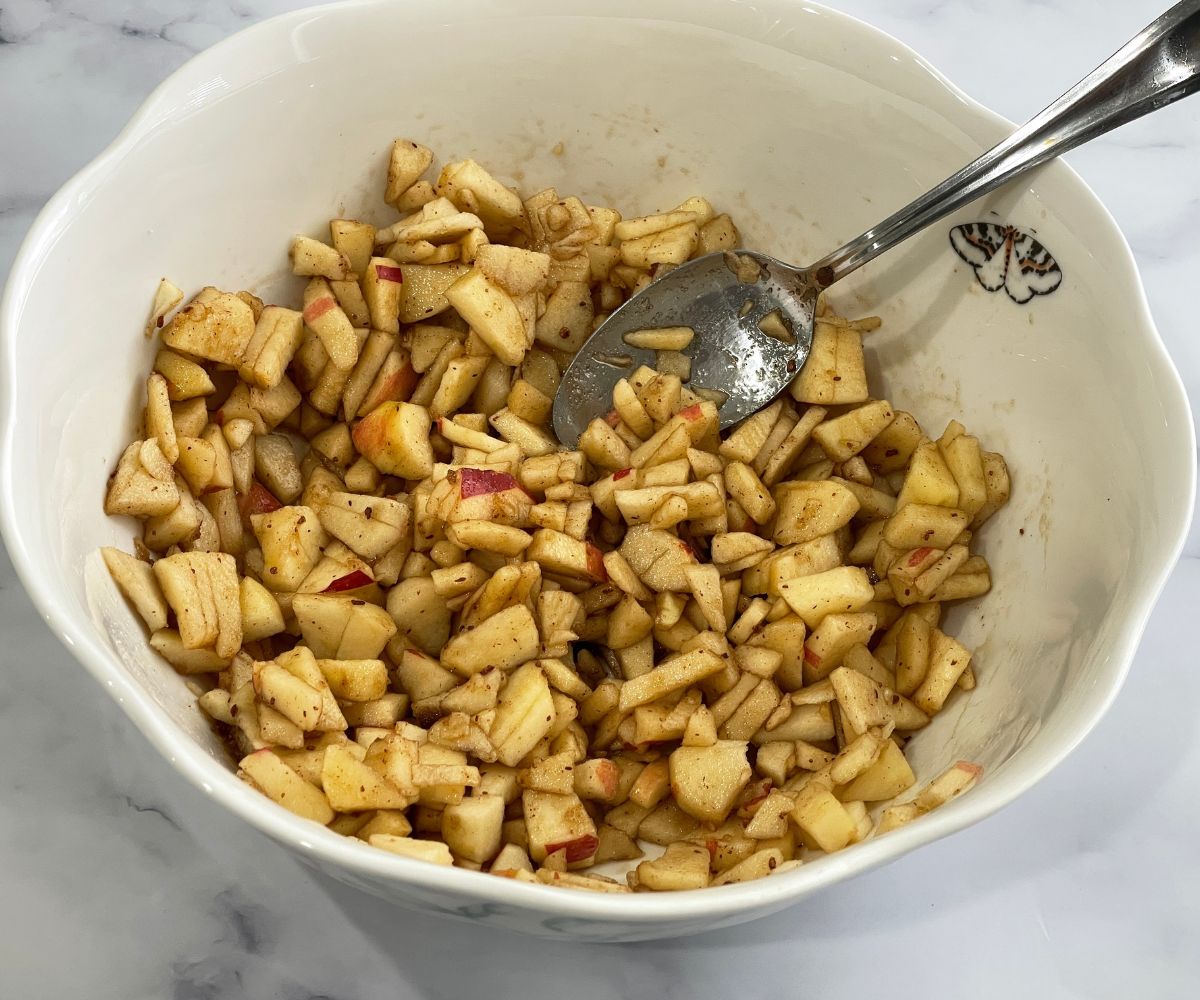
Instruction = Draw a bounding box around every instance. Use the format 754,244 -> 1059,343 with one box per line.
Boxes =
949,222 -> 1062,303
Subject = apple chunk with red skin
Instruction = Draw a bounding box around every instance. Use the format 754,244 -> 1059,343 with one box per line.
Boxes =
522,789 -> 599,867
352,400 -> 434,479
323,569 -> 373,593
445,467 -> 534,526
239,481 -> 282,519
526,528 -> 607,584
356,353 -> 419,414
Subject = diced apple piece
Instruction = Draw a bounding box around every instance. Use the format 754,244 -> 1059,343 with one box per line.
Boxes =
883,502 -> 968,549
914,760 -> 982,811
290,235 -> 351,279
252,660 -> 323,729
149,628 -> 230,673
812,400 -> 895,462
939,433 -> 987,518
441,605 -> 541,677
617,649 -> 724,713
154,350 -> 214,403
442,465 -> 534,526
802,612 -> 877,682
717,677 -> 782,740
353,401 -> 434,480
778,566 -> 874,628
790,322 -> 868,405
315,658 -> 388,702
253,434 -> 301,505
328,218 -> 376,276
635,841 -> 711,891
604,594 -> 653,650
142,277 -> 184,338
101,547 -> 169,631
489,663 -> 556,767
239,575 -> 284,641
792,783 -> 857,852
239,750 -> 334,824
896,440 -> 960,509
152,551 -> 241,657
322,745 -> 413,811
386,139 -> 435,205
441,794 -> 505,863
488,408 -> 557,457
972,452 -> 1011,527
534,280 -> 593,353
773,479 -> 860,545
238,306 -> 304,390
445,520 -> 530,557
620,222 -> 698,267
318,491 -> 409,561
526,529 -> 605,584
438,159 -> 526,236
839,739 -> 916,802
523,789 -> 598,866
301,277 -> 359,370
579,418 -> 632,472
105,440 -> 179,518
251,505 -> 326,592
368,834 -> 453,865
913,629 -> 972,714
723,462 -> 776,525
443,268 -> 527,366
618,525 -> 697,593
669,740 -> 752,824
389,648 -> 455,706
386,578 -> 451,656
395,263 -> 471,324
162,287 -> 254,367
475,244 -> 551,295
359,256 -> 404,334
336,598 -> 397,659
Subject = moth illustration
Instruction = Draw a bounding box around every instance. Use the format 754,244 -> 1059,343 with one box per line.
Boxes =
949,222 -> 1062,303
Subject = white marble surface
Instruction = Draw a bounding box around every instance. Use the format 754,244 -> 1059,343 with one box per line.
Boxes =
2,0 -> 1199,995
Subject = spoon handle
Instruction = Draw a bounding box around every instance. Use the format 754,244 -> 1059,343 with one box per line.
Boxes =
810,0 -> 1200,286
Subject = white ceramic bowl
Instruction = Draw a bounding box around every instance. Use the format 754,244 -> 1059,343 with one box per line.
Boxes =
1,0 -> 1193,942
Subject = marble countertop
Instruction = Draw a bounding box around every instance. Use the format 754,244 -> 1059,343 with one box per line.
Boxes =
2,1 -> 1198,996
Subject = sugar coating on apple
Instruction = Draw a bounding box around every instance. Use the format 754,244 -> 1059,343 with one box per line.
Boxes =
352,400 -> 434,479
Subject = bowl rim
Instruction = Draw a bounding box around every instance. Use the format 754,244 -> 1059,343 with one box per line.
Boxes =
1,0 -> 1194,925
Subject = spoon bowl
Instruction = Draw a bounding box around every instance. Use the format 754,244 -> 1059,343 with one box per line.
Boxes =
552,251 -> 817,445
555,0 -> 1200,446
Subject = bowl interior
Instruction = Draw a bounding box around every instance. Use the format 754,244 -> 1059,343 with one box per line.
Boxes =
2,0 -> 1192,934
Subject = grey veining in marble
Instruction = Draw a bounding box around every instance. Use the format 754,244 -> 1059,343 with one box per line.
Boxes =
1,1 -> 1198,997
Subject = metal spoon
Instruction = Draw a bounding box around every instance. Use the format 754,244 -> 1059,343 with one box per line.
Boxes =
553,0 -> 1200,446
